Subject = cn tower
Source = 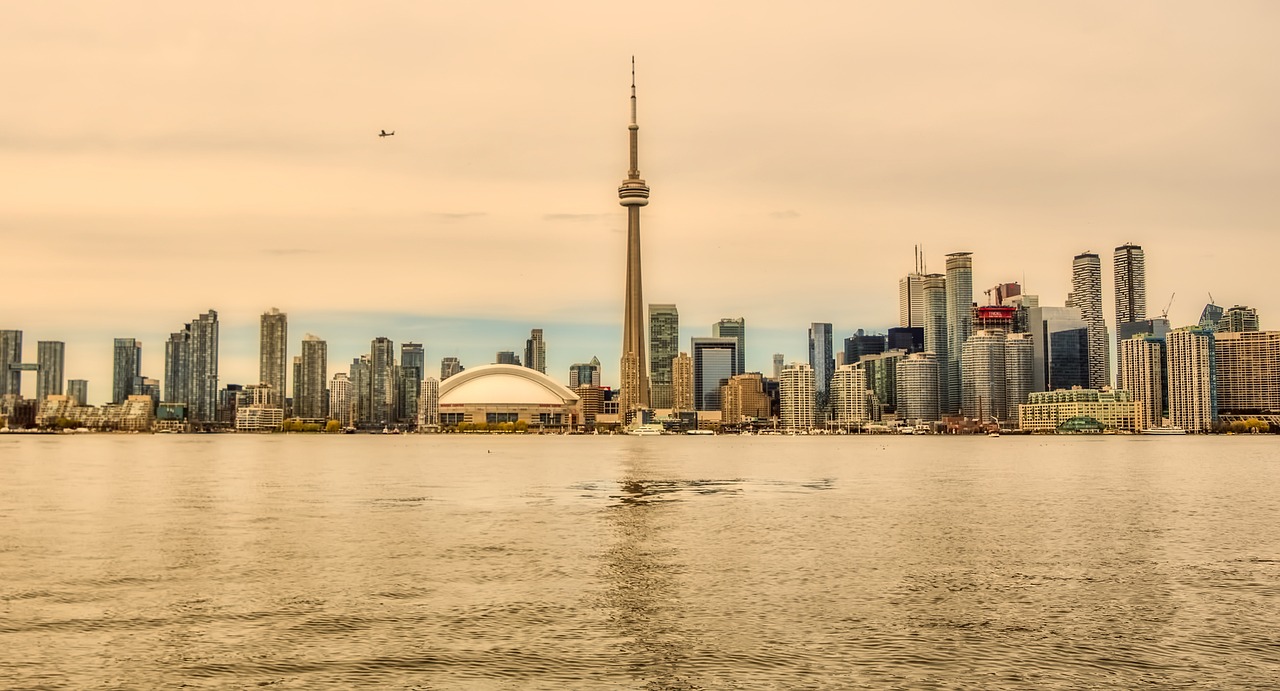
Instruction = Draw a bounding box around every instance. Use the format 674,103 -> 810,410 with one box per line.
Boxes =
618,58 -> 650,415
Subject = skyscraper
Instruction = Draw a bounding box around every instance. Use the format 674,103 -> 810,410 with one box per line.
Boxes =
350,356 -> 371,425
1113,244 -> 1147,325
712,317 -> 746,376
164,330 -> 190,407
895,352 -> 940,424
495,351 -> 521,366
569,357 -> 602,388
1027,305 -> 1090,393
808,323 -> 834,414
370,338 -> 396,426
399,342 -> 425,424
843,330 -> 887,365
1120,334 -> 1165,430
945,252 -> 973,413
648,304 -> 679,408
772,353 -> 784,380
259,308 -> 288,406
329,372 -> 350,426
36,341 -> 64,400
401,343 -> 425,381
671,352 -> 694,412
922,274 -> 951,414
830,365 -> 870,427
112,338 -> 141,404
0,330 -> 20,397
1004,333 -> 1034,424
523,329 -> 546,374
440,357 -> 463,381
779,362 -> 816,430
418,377 -> 440,428
898,246 -> 926,329
185,311 -> 219,423
1218,306 -> 1260,333
691,337 -> 737,412
961,330 -> 1006,423
1071,252 -> 1110,389
618,59 -> 651,416
67,379 -> 88,407
297,334 -> 328,419
1167,327 -> 1216,432
1214,331 -> 1280,418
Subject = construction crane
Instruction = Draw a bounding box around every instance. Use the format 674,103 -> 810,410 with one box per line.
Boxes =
1161,293 -> 1175,319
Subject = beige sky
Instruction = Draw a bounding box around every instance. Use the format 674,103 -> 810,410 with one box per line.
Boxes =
4,1 -> 1278,396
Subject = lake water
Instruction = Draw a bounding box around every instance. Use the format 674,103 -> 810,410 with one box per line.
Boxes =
1,434 -> 1277,689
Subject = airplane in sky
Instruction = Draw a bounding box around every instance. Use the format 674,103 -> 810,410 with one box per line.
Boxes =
379,130 -> 395,137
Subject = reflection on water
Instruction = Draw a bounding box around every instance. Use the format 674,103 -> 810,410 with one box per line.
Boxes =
1,435 -> 1278,688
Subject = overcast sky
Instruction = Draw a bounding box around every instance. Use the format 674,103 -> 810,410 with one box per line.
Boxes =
5,1 -> 1278,401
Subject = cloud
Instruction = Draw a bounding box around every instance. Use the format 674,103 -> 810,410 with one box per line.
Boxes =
428,212 -> 487,222
543,212 -> 609,222
769,210 -> 801,219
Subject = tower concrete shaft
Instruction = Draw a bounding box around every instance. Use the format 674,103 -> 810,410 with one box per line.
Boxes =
618,59 -> 650,413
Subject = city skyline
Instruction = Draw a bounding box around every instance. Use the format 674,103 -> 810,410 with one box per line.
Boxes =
5,3 -> 1279,400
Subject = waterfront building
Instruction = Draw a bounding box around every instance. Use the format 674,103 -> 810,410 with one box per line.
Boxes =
961,330 -> 1006,423
692,337 -> 737,412
671,352 -> 694,412
1167,327 -> 1217,432
1218,306 -> 1260,333
617,60 -> 652,416
164,330 -> 190,409
569,357 -> 602,388
648,304 -> 679,408
182,311 -> 220,424
296,334 -> 327,420
1214,331 -> 1280,422
887,327 -> 924,354
112,338 -> 142,404
437,364 -> 579,430
292,356 -> 302,415
922,274 -> 951,414
712,318 -> 746,376
1199,303 -> 1224,331
0,330 -> 20,397
1018,388 -> 1139,432
945,252 -> 974,413
440,356 -> 463,381
1120,334 -> 1165,430
1027,306 -> 1089,393
67,379 -> 88,407
830,365 -> 870,428
235,385 -> 285,432
1070,252 -> 1110,389
524,329 -> 546,374
36,341 -> 65,400
329,372 -> 351,427
370,337 -> 396,427
808,323 -> 835,415
779,362 -> 816,430
1004,333 -> 1034,425
844,330 -> 887,365
857,350 -> 906,414
418,377 -> 440,428
350,356 -> 371,425
259,308 -> 288,407
895,352 -> 940,423
720,372 -> 770,424
400,342 -> 425,424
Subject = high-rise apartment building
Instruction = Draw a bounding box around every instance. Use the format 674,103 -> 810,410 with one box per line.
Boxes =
418,377 -> 440,428
961,330 -> 1006,423
164,330 -> 190,407
1218,306 -> 1260,333
720,373 -> 770,424
569,357 -> 602,388
1213,331 -> 1280,418
1004,333 -> 1034,424
112,338 -> 142,404
440,357 -> 463,381
370,338 -> 396,426
712,317 -> 746,376
1120,334 -> 1165,430
617,60 -> 652,415
648,304 -> 679,408
1114,244 -> 1147,324
922,274 -> 950,414
36,341 -> 64,400
0,330 -> 20,397
1167,327 -> 1216,432
830,365 -> 869,427
1071,252 -> 1110,389
259,308 -> 288,406
401,343 -> 425,381
808,323 -> 834,413
399,342 -> 425,424
779,362 -> 816,430
296,334 -> 327,419
691,337 -> 737,412
349,356 -> 371,425
671,352 -> 694,412
187,311 -> 219,424
945,252 -> 974,413
329,372 -> 351,426
895,352 -> 940,423
67,379 -> 88,407
524,329 -> 546,374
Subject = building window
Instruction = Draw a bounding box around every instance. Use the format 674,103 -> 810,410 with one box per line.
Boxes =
486,412 -> 518,424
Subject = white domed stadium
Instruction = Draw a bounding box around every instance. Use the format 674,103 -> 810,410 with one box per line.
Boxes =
438,364 -> 580,430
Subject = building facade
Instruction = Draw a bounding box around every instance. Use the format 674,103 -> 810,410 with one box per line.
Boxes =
692,337 -> 737,412
830,365 -> 869,428
895,352 -> 940,423
945,252 -> 974,413
1218,306 -> 1260,333
1214,331 -> 1280,421
712,318 -> 746,376
808,323 -> 834,415
1070,252 -> 1110,389
329,372 -> 351,426
259,308 -> 288,406
1120,334 -> 1165,431
671,352 -> 694,412
961,330 -> 1006,423
524,329 -> 546,374
569,357 -> 602,388
1018,388 -> 1139,432
1167,327 -> 1217,432
922,273 -> 950,414
779,362 -> 816,430
296,334 -> 327,419
648,304 -> 679,408
36,341 -> 65,400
